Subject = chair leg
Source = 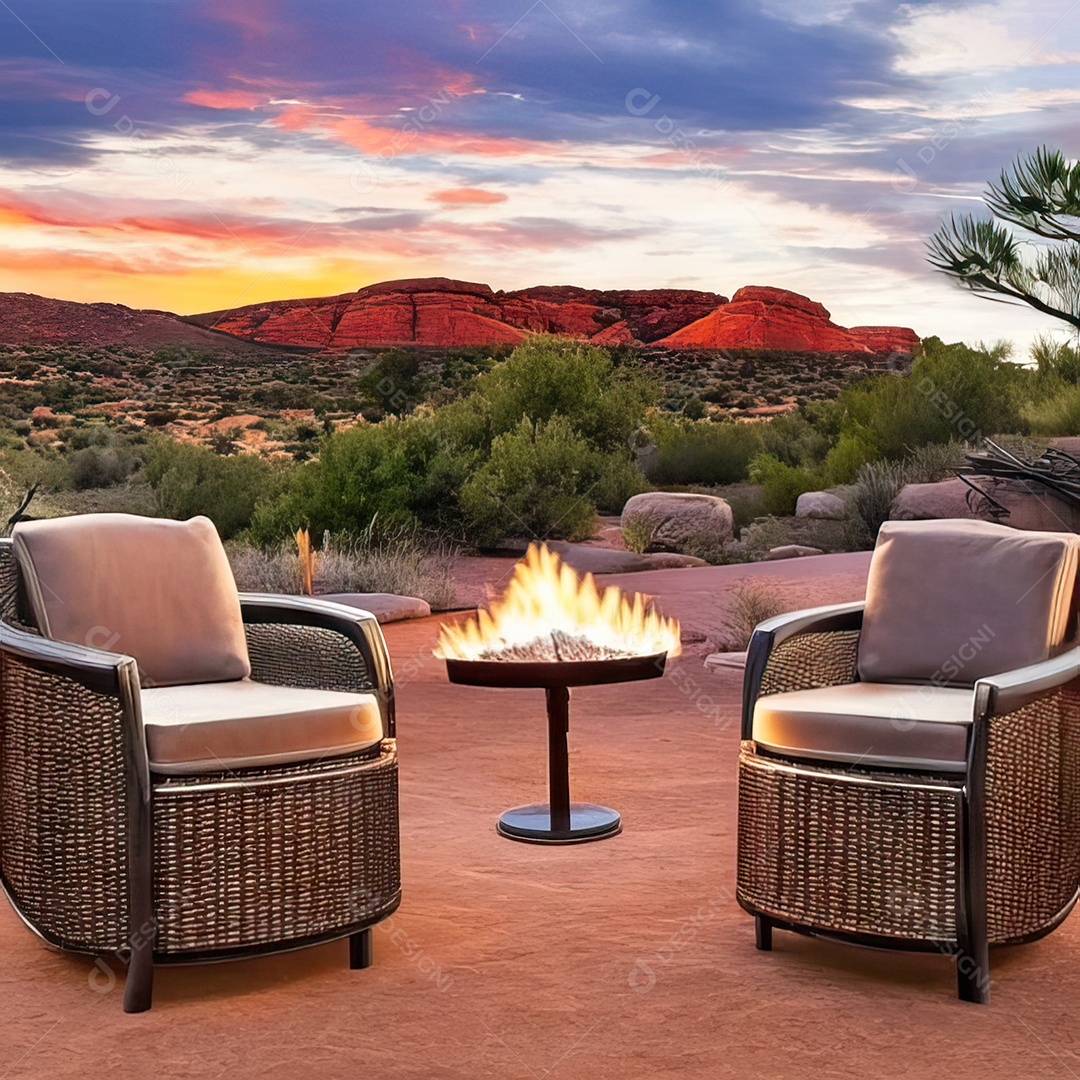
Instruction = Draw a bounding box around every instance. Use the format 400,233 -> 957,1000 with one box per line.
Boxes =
350,928 -> 372,970
956,939 -> 990,1004
755,916 -> 773,951
123,942 -> 154,1013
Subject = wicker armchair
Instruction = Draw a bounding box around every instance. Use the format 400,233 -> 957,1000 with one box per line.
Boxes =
738,519 -> 1080,1004
0,514 -> 400,1012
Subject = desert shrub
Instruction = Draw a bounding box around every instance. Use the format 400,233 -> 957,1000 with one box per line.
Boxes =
316,530 -> 457,609
1025,384 -> 1080,435
253,339 -> 652,547
739,516 -> 795,559
719,579 -> 786,649
819,430 -> 876,485
759,407 -> 837,468
646,418 -> 764,485
145,439 -> 278,539
227,542 -> 304,593
724,486 -> 770,531
621,509 -> 662,554
472,335 -> 659,451
904,441 -> 967,483
68,446 -> 134,490
228,527 -> 457,609
465,418 -> 645,543
831,337 -> 1025,460
356,349 -> 425,415
1032,335 -> 1080,386
66,425 -> 112,450
251,427 -> 406,541
459,417 -> 632,545
852,460 -> 910,545
748,453 -> 816,515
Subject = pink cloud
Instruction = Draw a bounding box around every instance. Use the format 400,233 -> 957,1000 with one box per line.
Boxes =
430,187 -> 508,206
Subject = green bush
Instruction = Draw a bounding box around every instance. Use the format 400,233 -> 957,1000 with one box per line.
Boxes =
69,446 -> 135,490
252,338 -> 654,547
748,453 -> 817,515
647,418 -> 764,485
145,439 -> 278,539
1026,384 -> 1080,435
831,337 -> 1025,460
459,417 -> 640,545
472,335 -> 659,451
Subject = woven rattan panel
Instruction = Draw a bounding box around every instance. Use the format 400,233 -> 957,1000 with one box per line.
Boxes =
0,655 -> 129,950
152,744 -> 400,954
0,542 -> 16,625
245,622 -> 375,694
759,630 -> 860,697
985,684 -> 1080,943
738,748 -> 962,941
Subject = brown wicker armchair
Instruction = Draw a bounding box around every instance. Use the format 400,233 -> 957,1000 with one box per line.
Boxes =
0,514 -> 400,1012
738,519 -> 1080,1004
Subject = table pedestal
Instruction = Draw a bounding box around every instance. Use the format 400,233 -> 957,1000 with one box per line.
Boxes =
497,686 -> 621,844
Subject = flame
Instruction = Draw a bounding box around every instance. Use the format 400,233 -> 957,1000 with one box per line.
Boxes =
435,544 -> 681,661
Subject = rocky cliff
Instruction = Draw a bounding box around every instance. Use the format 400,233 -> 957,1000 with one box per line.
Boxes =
656,286 -> 920,355
193,278 -> 729,350
195,278 -> 918,355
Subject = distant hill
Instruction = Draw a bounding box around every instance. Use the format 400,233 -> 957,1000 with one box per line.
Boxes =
0,292 -> 278,354
192,277 -> 919,355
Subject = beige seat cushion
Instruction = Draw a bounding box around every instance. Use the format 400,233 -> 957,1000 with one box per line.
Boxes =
752,682 -> 973,772
858,519 -> 1080,686
13,513 -> 250,688
141,679 -> 384,775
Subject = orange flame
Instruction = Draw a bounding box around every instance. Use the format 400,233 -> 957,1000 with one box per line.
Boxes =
435,544 -> 681,661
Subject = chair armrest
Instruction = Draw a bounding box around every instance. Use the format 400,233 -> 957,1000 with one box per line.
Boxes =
0,621 -> 148,785
742,602 -> 865,739
239,594 -> 396,737
974,646 -> 1080,718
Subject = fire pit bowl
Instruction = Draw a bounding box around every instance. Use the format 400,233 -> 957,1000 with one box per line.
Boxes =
444,652 -> 667,690
436,545 -> 680,844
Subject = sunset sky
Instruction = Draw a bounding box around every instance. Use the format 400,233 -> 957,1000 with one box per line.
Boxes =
1,0 -> 1078,352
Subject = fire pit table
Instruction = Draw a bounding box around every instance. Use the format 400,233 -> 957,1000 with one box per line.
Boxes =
437,545 -> 680,844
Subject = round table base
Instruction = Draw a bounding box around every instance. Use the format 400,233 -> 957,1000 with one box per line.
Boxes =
496,803 -> 622,844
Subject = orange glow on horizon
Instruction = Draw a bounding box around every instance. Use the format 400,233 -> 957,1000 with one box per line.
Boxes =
0,256 -> 414,315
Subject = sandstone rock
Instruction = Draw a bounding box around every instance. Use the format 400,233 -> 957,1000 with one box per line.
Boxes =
765,545 -> 825,560
546,541 -> 706,574
318,593 -> 432,623
849,325 -> 920,355
795,491 -> 846,520
621,492 -> 734,553
890,477 -> 1080,533
889,479 -> 976,522
656,286 -> 917,355
194,278 -> 916,354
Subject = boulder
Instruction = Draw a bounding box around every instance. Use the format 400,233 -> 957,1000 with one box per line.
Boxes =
765,545 -> 825,560
621,492 -> 734,554
704,651 -> 748,671
889,479 -> 976,522
890,477 -> 1080,533
795,491 -> 846,520
318,593 -> 432,623
546,541 -> 706,574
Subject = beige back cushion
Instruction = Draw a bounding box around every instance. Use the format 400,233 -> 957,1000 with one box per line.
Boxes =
13,513 -> 250,687
857,519 -> 1080,686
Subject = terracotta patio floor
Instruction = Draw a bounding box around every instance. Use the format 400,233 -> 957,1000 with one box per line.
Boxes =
3,553 -> 1079,1079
